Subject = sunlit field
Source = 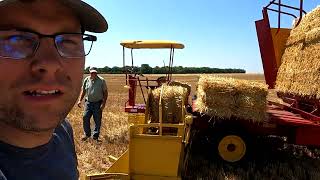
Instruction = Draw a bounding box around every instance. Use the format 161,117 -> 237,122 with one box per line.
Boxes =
67,74 -> 320,179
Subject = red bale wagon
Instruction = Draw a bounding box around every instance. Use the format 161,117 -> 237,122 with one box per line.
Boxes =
190,0 -> 320,163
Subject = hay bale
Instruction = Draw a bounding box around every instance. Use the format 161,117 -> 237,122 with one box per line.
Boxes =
168,81 -> 191,105
149,84 -> 188,123
276,6 -> 320,99
195,75 -> 268,122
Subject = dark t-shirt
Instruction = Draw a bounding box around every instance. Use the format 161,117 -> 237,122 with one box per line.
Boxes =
0,120 -> 79,180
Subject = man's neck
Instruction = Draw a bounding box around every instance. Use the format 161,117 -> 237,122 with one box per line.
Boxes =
0,122 -> 53,148
90,75 -> 97,80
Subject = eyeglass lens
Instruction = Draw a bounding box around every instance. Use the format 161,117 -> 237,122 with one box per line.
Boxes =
0,30 -> 94,59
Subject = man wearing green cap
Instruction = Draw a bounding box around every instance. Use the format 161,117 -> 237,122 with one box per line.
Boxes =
0,0 -> 108,179
77,66 -> 108,142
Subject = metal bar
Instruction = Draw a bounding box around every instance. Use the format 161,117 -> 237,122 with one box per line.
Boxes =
266,8 -> 297,18
137,77 -> 146,104
123,46 -> 128,86
131,48 -> 134,69
269,101 -> 320,122
146,77 -> 149,88
133,123 -> 184,128
159,85 -> 164,135
265,0 -> 276,8
277,0 -> 281,33
168,47 -> 174,81
144,89 -> 151,123
272,2 -> 307,14
265,0 -> 306,28
271,116 -> 316,126
170,47 -> 175,81
284,105 -> 320,122
295,0 -> 304,26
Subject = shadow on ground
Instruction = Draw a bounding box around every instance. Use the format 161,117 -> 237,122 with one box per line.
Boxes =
184,132 -> 320,180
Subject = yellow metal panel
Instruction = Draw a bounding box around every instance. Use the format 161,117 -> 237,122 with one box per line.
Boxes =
270,28 -> 291,68
129,130 -> 183,177
85,173 -> 129,180
128,114 -> 145,125
132,174 -> 181,180
120,40 -> 185,49
128,114 -> 146,134
106,150 -> 129,174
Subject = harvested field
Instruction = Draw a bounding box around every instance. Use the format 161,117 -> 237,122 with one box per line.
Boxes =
66,73 -> 320,179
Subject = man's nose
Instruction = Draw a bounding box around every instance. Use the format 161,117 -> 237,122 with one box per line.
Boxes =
30,38 -> 63,76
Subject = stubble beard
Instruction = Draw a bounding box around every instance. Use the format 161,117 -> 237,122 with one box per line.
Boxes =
0,91 -> 78,132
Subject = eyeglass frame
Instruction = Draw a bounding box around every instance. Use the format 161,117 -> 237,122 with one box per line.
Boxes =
0,28 -> 97,59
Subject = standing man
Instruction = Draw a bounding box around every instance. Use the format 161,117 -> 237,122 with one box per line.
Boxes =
0,0 -> 108,180
78,67 -> 108,142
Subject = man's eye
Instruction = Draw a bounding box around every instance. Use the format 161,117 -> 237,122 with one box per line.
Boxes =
62,39 -> 78,45
56,36 -> 80,46
8,35 -> 27,43
5,35 -> 34,46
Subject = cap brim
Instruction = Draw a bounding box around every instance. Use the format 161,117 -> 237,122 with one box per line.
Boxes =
0,0 -> 108,33
90,70 -> 98,73
62,0 -> 108,33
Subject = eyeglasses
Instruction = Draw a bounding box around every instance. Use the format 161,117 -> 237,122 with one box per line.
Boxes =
0,29 -> 97,59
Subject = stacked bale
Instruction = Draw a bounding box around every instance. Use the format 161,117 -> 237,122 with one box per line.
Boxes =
149,84 -> 189,123
168,81 -> 191,105
276,6 -> 320,100
195,75 -> 268,122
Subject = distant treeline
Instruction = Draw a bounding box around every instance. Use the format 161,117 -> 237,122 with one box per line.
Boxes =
85,64 -> 246,74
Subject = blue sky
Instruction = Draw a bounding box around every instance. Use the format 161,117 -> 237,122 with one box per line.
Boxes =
83,0 -> 319,73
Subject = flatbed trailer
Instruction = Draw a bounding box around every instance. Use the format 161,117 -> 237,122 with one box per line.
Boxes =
192,101 -> 320,147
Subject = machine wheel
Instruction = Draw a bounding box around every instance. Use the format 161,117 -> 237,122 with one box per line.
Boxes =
217,134 -> 247,163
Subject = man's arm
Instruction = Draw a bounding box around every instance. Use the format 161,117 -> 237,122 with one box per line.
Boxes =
77,89 -> 86,107
77,78 -> 87,108
100,80 -> 108,110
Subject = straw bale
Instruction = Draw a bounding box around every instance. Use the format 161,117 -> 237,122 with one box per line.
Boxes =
286,33 -> 305,45
149,85 -> 188,124
168,81 -> 191,105
291,6 -> 320,36
276,6 -> 320,99
305,27 -> 320,44
195,75 -> 268,122
275,43 -> 304,92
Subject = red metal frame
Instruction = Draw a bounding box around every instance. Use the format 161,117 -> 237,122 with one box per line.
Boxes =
267,103 -> 320,146
277,93 -> 320,117
255,1 -> 307,89
192,102 -> 320,147
254,1 -> 320,146
124,74 -> 163,113
255,8 -> 278,89
128,75 -> 137,106
125,75 -> 146,113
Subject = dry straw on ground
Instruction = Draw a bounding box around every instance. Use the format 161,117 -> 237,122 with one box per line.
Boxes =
195,75 -> 268,122
276,6 -> 320,99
